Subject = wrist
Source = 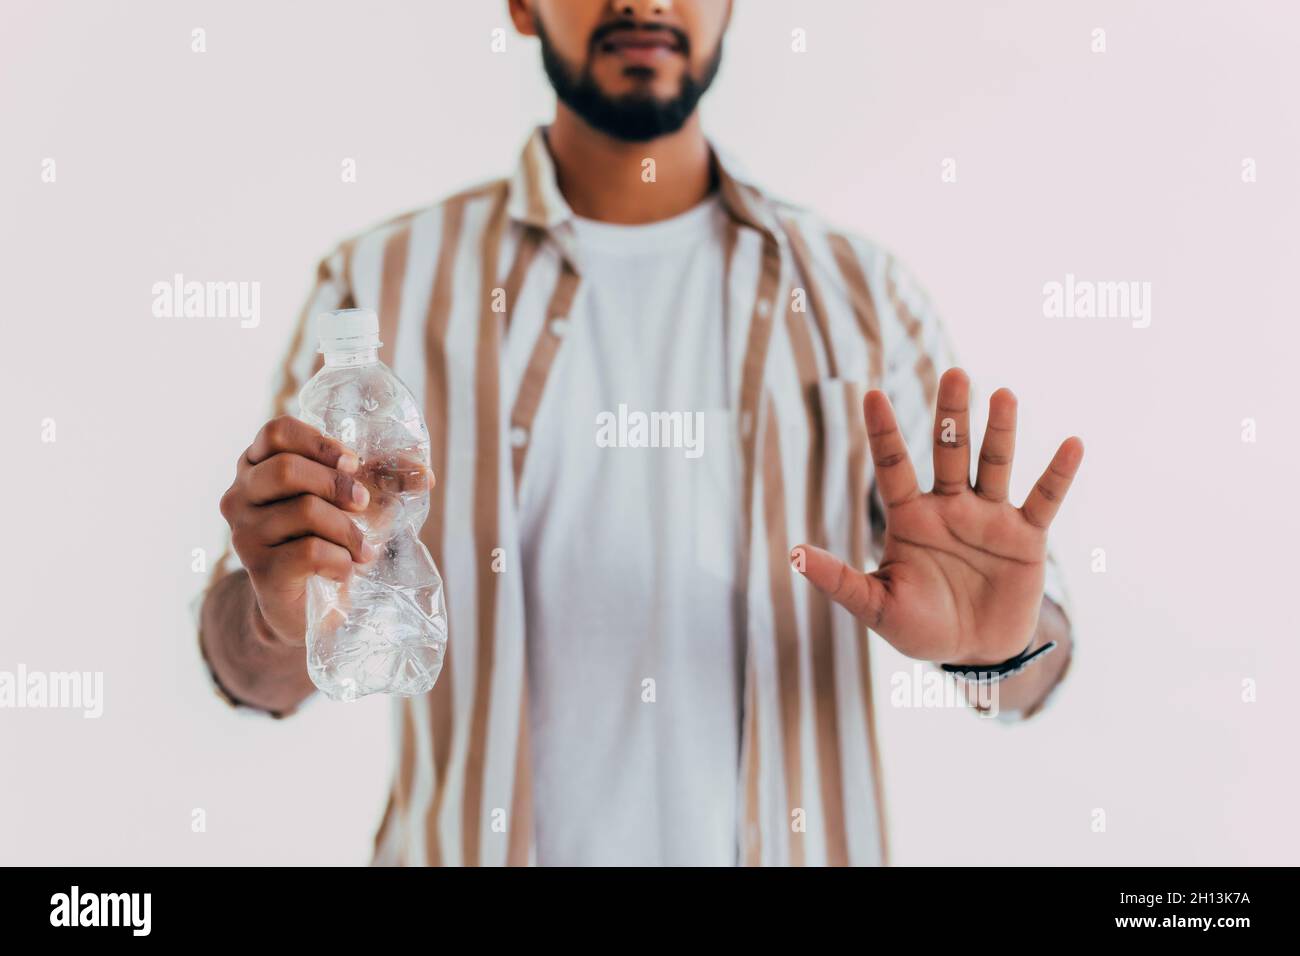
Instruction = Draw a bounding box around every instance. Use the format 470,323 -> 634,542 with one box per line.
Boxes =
942,631 -> 1035,669
940,637 -> 1057,684
246,585 -> 305,650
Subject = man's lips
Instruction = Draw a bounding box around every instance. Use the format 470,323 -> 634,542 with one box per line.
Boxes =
597,29 -> 684,64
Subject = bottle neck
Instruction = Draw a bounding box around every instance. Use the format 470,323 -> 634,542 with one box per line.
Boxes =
323,347 -> 379,368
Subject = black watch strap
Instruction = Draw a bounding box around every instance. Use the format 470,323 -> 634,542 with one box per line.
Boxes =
940,639 -> 1058,684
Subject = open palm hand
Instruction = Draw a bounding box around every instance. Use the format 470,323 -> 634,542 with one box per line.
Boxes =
796,369 -> 1082,665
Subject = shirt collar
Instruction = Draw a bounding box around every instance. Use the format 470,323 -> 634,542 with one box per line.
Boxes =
506,125 -> 781,242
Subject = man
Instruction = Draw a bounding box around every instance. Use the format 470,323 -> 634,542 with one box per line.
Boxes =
200,0 -> 1081,866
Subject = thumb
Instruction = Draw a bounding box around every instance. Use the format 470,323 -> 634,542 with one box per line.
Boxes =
792,544 -> 888,629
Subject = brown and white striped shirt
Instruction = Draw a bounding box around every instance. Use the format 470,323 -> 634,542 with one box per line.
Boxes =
203,127 -> 1071,866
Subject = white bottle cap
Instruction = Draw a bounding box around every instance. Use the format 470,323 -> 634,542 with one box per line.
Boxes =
317,308 -> 382,353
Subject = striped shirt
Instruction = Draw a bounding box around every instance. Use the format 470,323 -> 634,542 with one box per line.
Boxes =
203,126 -> 1072,866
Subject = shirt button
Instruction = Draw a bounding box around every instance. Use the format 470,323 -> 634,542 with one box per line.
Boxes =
755,299 -> 771,319
509,426 -> 529,448
549,317 -> 569,337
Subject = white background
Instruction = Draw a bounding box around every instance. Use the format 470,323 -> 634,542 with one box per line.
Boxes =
1,0 -> 1296,864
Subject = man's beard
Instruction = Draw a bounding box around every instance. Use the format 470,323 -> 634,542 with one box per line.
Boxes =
536,17 -> 723,143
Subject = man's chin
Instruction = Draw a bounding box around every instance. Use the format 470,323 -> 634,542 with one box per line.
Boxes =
584,114 -> 685,143
558,86 -> 695,142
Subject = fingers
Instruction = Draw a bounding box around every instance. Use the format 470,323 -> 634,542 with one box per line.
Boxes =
932,367 -> 971,495
1021,436 -> 1084,529
364,453 -> 435,496
244,495 -> 375,565
243,453 -> 370,511
974,388 -> 1018,502
256,536 -> 355,586
863,390 -> 919,507
223,417 -> 379,593
246,415 -> 359,473
792,544 -> 889,629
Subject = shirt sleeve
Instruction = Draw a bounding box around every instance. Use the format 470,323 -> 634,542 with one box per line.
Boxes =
865,251 -> 1074,721
193,250 -> 352,714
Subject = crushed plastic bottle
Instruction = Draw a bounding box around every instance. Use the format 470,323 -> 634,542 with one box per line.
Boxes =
298,308 -> 447,701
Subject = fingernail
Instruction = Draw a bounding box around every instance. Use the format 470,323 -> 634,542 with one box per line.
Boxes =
352,481 -> 370,508
361,541 -> 377,562
337,452 -> 359,474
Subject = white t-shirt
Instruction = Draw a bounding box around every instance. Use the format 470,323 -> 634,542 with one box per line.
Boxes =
519,195 -> 744,866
